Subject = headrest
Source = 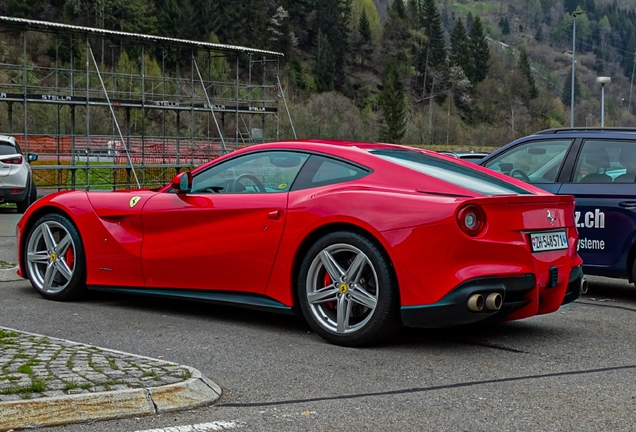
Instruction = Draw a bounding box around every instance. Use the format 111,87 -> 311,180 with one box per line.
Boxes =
619,146 -> 636,170
584,143 -> 610,169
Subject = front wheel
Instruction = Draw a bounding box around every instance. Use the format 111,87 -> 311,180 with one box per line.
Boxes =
298,231 -> 400,347
24,213 -> 86,301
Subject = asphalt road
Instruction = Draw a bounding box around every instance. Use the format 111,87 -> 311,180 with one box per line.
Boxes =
2,208 -> 636,431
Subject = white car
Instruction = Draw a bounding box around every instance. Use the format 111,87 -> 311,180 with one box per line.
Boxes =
0,135 -> 38,213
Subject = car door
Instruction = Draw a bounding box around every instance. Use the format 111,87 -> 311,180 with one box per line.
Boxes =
481,139 -> 574,194
558,139 -> 636,270
140,150 -> 309,293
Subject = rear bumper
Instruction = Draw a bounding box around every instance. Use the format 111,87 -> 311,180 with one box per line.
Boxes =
0,187 -> 27,203
401,267 -> 583,328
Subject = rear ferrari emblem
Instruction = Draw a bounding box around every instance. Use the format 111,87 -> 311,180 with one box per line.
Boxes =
547,210 -> 555,226
338,283 -> 348,294
129,196 -> 141,208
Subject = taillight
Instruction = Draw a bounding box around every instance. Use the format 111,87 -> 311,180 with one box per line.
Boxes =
0,156 -> 22,164
457,204 -> 486,236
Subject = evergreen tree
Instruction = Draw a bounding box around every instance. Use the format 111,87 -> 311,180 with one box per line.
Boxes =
316,33 -> 336,92
450,17 -> 472,80
406,0 -> 423,29
380,6 -> 412,71
422,0 -> 447,70
313,0 -> 352,91
379,64 -> 406,143
561,67 -> 581,107
499,16 -> 510,35
156,0 -> 181,38
469,16 -> 490,84
391,0 -> 406,20
356,7 -> 373,68
518,50 -> 538,99
465,11 -> 474,33
188,0 -> 218,41
358,7 -> 372,45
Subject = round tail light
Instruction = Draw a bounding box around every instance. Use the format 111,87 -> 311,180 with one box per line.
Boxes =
457,204 -> 486,236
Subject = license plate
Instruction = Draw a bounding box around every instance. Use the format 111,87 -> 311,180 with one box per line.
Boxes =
530,230 -> 568,252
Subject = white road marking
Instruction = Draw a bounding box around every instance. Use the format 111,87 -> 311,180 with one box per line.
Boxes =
133,421 -> 242,432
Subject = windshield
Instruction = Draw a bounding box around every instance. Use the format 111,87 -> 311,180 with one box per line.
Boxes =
371,149 -> 531,196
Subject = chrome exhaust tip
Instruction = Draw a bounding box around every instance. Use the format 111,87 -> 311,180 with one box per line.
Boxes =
580,276 -> 588,295
0,196 -> 5,203
467,294 -> 484,312
485,293 -> 503,311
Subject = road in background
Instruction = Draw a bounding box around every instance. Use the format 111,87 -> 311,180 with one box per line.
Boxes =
2,212 -> 636,431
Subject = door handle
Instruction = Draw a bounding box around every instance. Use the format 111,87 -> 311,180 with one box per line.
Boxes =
619,201 -> 636,209
268,209 -> 283,220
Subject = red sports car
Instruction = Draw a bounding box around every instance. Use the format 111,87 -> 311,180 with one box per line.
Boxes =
16,141 -> 585,346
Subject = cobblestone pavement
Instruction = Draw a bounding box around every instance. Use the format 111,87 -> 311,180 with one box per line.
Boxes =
0,325 -> 221,430
0,326 -> 192,402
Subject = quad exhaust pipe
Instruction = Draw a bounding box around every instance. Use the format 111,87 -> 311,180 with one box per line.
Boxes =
0,197 -> 4,203
467,292 -> 503,312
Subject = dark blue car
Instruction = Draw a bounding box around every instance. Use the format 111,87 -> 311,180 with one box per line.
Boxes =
479,127 -> 636,286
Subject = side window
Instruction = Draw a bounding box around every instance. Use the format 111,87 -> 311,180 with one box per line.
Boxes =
574,140 -> 636,183
292,155 -> 369,190
484,140 -> 572,183
190,151 -> 309,194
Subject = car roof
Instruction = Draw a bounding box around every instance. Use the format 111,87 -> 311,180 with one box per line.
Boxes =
531,127 -> 636,138
480,127 -> 636,166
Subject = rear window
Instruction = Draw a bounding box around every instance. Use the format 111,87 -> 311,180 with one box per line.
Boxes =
371,149 -> 531,196
0,142 -> 17,156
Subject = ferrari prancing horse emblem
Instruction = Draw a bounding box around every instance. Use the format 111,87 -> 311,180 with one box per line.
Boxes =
338,283 -> 348,294
129,196 -> 141,208
547,210 -> 555,226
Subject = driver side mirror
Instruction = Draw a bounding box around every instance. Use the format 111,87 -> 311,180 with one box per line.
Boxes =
171,171 -> 192,193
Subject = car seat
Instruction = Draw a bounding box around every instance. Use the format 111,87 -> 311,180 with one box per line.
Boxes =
579,143 -> 612,183
613,146 -> 636,182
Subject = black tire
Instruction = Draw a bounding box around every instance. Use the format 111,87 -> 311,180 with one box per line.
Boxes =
297,231 -> 401,347
16,181 -> 36,214
24,213 -> 86,301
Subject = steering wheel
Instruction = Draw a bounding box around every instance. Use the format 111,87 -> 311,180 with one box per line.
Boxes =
231,174 -> 266,193
509,169 -> 531,183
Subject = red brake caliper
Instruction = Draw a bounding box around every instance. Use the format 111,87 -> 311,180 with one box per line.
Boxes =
65,247 -> 75,270
323,272 -> 335,309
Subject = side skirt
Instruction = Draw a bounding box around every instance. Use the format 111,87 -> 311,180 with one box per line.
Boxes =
88,286 -> 295,315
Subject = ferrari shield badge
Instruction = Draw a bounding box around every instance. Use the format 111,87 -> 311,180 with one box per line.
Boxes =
129,196 -> 141,208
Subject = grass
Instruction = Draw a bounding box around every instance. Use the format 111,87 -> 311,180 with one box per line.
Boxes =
17,365 -> 33,375
63,382 -> 92,391
0,379 -> 46,395
0,260 -> 16,269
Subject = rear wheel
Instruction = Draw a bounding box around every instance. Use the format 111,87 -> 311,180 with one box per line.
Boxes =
24,213 -> 86,301
298,231 -> 400,347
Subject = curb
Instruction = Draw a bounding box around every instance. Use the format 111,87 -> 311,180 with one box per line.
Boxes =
0,328 -> 222,431
0,266 -> 20,282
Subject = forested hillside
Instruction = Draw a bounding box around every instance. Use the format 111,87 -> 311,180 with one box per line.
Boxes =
2,0 -> 636,148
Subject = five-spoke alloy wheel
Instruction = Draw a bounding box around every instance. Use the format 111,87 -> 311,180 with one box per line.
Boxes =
24,214 -> 86,300
298,231 -> 400,347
